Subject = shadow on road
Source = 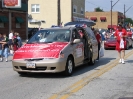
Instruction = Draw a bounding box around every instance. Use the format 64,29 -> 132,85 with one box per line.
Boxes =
72,57 -> 116,76
125,59 -> 133,65
19,57 -> 116,78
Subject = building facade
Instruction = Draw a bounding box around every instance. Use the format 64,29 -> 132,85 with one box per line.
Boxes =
0,0 -> 28,39
28,0 -> 85,28
85,11 -> 124,29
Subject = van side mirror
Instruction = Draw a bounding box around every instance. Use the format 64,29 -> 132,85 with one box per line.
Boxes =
73,39 -> 81,44
25,39 -> 28,43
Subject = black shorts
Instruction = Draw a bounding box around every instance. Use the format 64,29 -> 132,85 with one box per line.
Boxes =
8,39 -> 13,46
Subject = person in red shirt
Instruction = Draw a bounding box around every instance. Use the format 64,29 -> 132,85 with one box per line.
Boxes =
114,24 -> 127,64
94,30 -> 101,61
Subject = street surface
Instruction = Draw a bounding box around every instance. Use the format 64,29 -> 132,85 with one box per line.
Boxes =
0,49 -> 133,99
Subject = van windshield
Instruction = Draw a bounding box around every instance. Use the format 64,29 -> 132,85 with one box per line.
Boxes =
27,29 -> 71,44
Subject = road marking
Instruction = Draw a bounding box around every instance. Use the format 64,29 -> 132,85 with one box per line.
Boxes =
49,50 -> 133,99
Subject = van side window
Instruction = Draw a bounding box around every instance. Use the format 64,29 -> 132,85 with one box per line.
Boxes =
72,29 -> 80,39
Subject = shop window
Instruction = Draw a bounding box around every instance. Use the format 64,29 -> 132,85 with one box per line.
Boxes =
101,20 -> 106,22
0,23 -> 4,28
93,20 -> 97,22
16,23 -> 21,28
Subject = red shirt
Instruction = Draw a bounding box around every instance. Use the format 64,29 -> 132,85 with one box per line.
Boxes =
114,29 -> 127,41
95,34 -> 101,43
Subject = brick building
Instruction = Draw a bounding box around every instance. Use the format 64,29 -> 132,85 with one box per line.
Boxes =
28,0 -> 85,28
85,11 -> 124,29
0,0 -> 28,39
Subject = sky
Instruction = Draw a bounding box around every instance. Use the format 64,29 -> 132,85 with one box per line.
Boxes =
85,0 -> 133,19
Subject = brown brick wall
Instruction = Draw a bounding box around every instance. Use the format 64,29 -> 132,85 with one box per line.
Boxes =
85,11 -> 124,29
11,12 -> 26,39
0,11 -> 9,34
0,1 -> 28,40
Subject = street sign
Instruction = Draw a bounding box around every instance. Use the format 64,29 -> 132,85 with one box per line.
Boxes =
2,0 -> 21,8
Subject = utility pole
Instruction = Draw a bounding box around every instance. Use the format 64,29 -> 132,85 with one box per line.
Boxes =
123,5 -> 133,27
111,0 -> 113,32
123,4 -> 125,27
57,0 -> 61,26
110,0 -> 120,33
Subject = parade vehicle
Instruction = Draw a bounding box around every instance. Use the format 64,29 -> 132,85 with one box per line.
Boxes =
126,29 -> 133,40
104,34 -> 133,50
12,21 -> 98,76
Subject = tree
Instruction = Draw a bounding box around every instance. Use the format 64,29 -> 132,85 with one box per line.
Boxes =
95,7 -> 104,12
125,18 -> 133,26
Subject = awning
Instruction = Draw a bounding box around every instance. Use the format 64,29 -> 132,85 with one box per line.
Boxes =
108,25 -> 117,29
118,16 -> 121,18
16,17 -> 24,23
100,17 -> 106,20
90,17 -> 97,20
0,16 -> 9,23
29,19 -> 41,24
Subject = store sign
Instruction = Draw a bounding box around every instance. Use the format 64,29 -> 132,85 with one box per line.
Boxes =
2,0 -> 21,8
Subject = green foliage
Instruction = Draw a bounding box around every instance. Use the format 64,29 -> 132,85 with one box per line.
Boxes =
95,7 -> 104,12
125,18 -> 133,25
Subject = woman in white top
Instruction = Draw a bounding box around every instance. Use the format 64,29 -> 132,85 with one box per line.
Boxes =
8,30 -> 14,52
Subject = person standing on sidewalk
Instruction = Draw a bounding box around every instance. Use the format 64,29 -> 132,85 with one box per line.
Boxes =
2,34 -> 9,62
0,33 -> 7,62
94,30 -> 101,61
16,33 -> 22,48
9,30 -> 14,54
13,32 -> 18,51
114,24 -> 127,64
0,33 -> 4,61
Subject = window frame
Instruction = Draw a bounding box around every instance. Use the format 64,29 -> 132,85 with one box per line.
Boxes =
0,23 -> 4,28
31,4 -> 40,13
81,8 -> 84,15
73,5 -> 77,13
16,23 -> 21,28
101,20 -> 106,22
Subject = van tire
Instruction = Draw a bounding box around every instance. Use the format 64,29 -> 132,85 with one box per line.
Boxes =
64,57 -> 74,76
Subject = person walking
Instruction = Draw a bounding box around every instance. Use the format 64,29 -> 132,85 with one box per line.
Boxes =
9,30 -> 14,54
16,33 -> 22,48
114,24 -> 127,64
13,32 -> 18,52
94,30 -> 101,61
2,33 -> 9,62
0,33 -> 4,61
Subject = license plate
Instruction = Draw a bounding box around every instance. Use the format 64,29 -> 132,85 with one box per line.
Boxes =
26,62 -> 36,68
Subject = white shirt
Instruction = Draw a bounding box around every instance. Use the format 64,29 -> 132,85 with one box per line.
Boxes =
9,33 -> 13,39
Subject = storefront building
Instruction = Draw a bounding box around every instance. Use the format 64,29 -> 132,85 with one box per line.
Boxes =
28,0 -> 85,28
85,11 -> 124,29
0,0 -> 28,39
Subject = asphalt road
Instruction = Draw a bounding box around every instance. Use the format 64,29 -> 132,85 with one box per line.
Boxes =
0,48 -> 133,99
